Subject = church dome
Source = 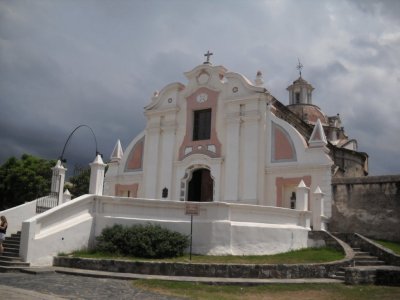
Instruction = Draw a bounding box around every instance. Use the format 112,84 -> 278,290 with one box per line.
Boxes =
292,76 -> 310,85
287,104 -> 329,125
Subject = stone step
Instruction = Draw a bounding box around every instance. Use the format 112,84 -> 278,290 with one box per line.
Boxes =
4,237 -> 21,243
354,251 -> 369,256
352,247 -> 362,251
354,260 -> 386,266
0,259 -> 29,267
330,274 -> 345,280
3,244 -> 19,254
0,265 -> 31,273
354,256 -> 379,261
0,254 -> 23,261
3,240 -> 20,247
1,250 -> 21,256
335,271 -> 345,276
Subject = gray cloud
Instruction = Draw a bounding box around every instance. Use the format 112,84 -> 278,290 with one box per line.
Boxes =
0,0 -> 399,176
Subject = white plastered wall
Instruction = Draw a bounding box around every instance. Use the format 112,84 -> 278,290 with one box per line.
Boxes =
104,131 -> 145,197
264,109 -> 333,218
20,195 -> 311,266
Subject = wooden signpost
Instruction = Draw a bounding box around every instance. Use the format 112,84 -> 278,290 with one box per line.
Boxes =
185,203 -> 199,260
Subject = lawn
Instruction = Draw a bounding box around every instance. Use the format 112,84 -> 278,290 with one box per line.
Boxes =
132,280 -> 400,300
70,247 -> 344,264
373,239 -> 400,255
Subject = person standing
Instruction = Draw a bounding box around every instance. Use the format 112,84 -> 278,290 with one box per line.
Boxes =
0,215 -> 8,254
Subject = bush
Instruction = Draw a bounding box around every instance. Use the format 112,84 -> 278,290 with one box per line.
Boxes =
95,223 -> 189,258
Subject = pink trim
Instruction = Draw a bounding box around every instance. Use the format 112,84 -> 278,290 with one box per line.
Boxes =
126,138 -> 144,170
276,176 -> 311,208
115,183 -> 138,197
274,126 -> 295,160
178,87 -> 222,160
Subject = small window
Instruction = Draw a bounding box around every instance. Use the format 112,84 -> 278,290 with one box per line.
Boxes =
295,92 -> 300,104
193,109 -> 211,141
290,192 -> 296,209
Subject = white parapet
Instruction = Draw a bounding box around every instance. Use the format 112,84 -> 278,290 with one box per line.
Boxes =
20,195 -> 312,266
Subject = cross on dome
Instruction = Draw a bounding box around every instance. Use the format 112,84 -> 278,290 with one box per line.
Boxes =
204,50 -> 213,64
296,58 -> 303,77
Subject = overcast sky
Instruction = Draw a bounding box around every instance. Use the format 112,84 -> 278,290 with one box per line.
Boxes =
1,0 -> 399,176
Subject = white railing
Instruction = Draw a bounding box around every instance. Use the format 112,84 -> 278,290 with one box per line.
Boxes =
35,192 -> 59,213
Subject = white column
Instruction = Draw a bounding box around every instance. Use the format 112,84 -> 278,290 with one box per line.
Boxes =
241,116 -> 259,203
89,154 -> 107,195
296,180 -> 309,211
312,186 -> 324,230
158,124 -> 176,199
51,160 -> 67,205
224,117 -> 240,201
142,126 -> 161,199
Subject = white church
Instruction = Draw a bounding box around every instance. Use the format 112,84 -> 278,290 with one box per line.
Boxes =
104,53 -> 365,215
3,53 -> 368,265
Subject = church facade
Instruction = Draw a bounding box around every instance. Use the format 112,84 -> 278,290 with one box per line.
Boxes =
3,55 -> 375,265
104,55 -> 366,220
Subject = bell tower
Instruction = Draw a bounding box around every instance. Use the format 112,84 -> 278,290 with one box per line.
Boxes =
287,60 -> 314,105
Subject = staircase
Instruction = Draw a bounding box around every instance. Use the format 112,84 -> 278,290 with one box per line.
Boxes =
0,231 -> 30,272
352,247 -> 386,266
331,245 -> 386,280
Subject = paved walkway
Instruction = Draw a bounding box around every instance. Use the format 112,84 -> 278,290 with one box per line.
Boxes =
0,267 -> 344,299
0,272 -> 181,300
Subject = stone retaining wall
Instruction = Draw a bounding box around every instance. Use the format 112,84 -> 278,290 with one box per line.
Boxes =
53,256 -> 352,279
345,267 -> 400,286
54,230 -> 354,279
330,175 -> 400,241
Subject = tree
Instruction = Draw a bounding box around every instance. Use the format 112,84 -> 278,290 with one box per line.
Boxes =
67,168 -> 90,198
66,164 -> 107,198
0,154 -> 56,210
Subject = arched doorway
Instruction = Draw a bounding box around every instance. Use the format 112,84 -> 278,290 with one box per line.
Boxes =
187,168 -> 213,202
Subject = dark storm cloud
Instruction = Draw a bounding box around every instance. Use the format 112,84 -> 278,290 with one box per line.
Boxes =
0,0 -> 399,175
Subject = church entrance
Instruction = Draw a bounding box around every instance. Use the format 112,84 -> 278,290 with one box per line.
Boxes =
187,168 -> 213,202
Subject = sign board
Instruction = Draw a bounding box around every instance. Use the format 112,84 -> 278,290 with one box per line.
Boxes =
185,203 -> 199,216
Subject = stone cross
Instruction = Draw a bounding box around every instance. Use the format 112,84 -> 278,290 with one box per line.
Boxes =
204,50 -> 213,63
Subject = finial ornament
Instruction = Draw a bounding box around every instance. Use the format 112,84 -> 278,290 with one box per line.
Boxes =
204,50 -> 213,64
296,58 -> 303,77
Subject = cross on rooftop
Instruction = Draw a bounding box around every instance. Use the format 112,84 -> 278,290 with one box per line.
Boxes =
204,50 -> 213,64
296,58 -> 303,77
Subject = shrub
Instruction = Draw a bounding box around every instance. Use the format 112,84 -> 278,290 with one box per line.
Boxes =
95,223 -> 189,258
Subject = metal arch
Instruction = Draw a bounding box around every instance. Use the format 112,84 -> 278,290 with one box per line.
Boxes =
59,124 -> 99,163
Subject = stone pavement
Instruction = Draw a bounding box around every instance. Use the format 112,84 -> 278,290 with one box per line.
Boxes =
0,267 -> 343,299
0,272 -> 181,299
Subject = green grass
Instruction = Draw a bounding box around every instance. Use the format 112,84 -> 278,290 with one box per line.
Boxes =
70,247 -> 344,264
132,280 -> 400,300
373,239 -> 400,255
